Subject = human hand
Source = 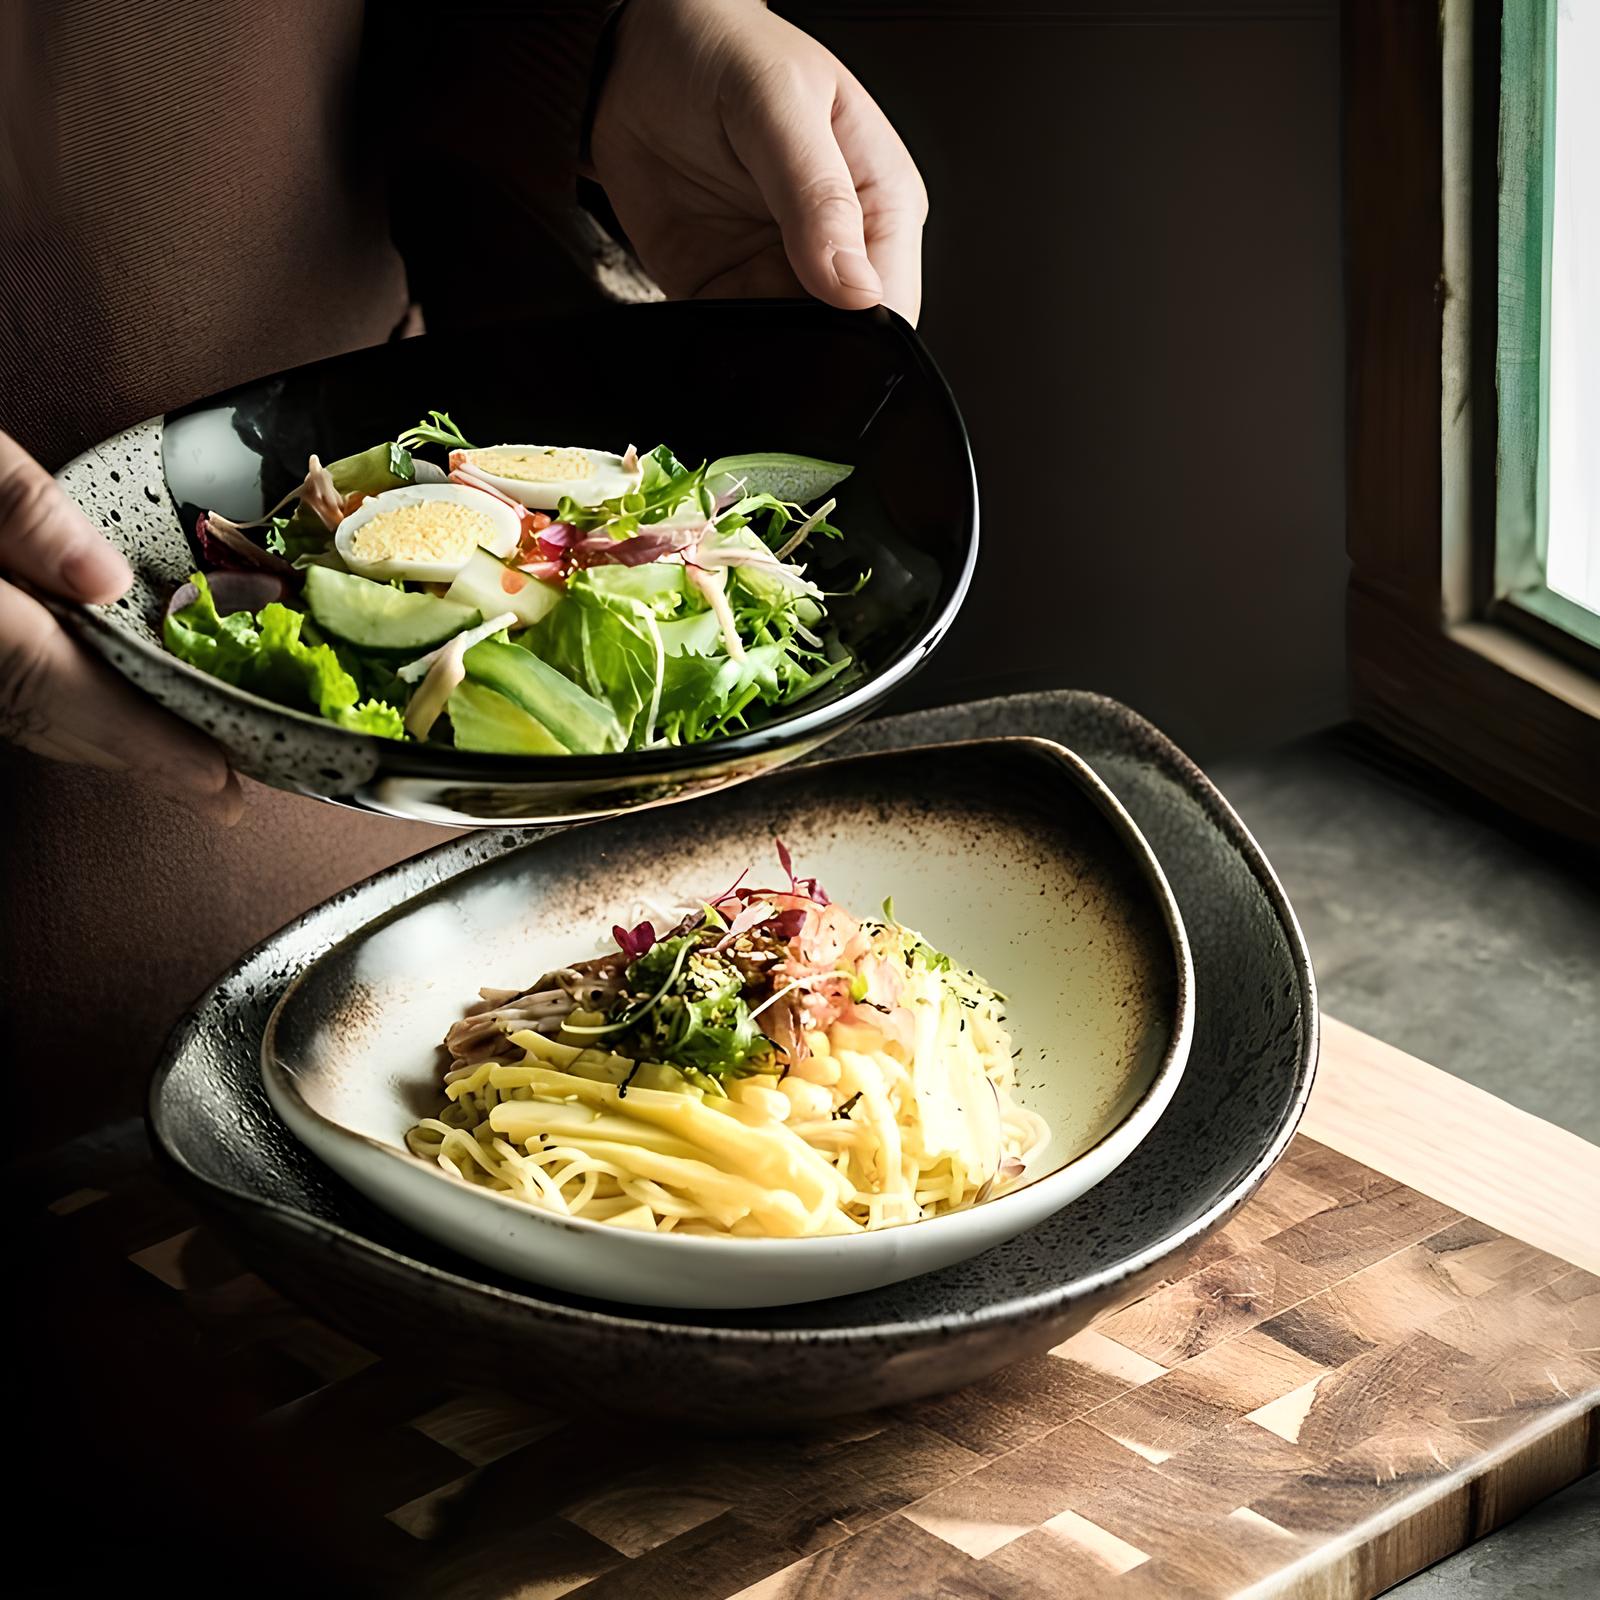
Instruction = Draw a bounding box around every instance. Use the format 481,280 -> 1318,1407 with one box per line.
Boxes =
589,0 -> 927,322
0,430 -> 241,821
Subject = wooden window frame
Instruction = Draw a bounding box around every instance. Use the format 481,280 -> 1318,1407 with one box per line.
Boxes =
1492,0 -> 1600,663
1344,0 -> 1600,844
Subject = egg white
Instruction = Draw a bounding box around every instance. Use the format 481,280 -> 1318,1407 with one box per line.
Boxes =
456,445 -> 643,509
334,484 -> 522,583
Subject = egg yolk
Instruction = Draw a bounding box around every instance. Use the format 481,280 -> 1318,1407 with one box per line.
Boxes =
470,447 -> 597,484
346,500 -> 500,566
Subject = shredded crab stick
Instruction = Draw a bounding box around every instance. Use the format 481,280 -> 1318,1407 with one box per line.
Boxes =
774,498 -> 837,562
686,563 -> 745,660
401,611 -> 519,738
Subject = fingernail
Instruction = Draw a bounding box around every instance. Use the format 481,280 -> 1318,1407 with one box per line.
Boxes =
831,248 -> 882,296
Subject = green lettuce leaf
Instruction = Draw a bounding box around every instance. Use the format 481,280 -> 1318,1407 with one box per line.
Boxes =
163,572 -> 405,739
532,573 -> 663,746
655,643 -> 791,744
263,516 -> 329,564
336,697 -> 407,738
162,575 -> 263,681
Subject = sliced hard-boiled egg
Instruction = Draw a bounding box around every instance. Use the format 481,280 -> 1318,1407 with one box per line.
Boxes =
334,484 -> 521,583
452,445 -> 643,509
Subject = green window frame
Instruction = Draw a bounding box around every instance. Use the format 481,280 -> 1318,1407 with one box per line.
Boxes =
1495,0 -> 1600,654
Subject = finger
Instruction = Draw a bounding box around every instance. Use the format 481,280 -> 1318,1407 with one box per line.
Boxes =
0,579 -> 242,823
726,68 -> 883,310
831,78 -> 927,324
693,240 -> 805,301
860,200 -> 924,326
0,429 -> 133,604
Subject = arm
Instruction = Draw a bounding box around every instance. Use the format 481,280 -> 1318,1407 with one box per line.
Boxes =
377,1 -> 630,328
385,0 -> 924,325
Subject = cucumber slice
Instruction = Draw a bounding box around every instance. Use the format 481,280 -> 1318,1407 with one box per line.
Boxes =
304,565 -> 479,651
705,452 -> 852,504
447,680 -> 568,755
463,638 -> 625,754
445,546 -> 563,629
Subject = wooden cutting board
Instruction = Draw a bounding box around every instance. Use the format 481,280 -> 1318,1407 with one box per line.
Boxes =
36,1018 -> 1600,1598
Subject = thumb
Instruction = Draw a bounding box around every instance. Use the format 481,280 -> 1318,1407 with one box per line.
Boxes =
0,430 -> 133,604
727,79 -> 883,310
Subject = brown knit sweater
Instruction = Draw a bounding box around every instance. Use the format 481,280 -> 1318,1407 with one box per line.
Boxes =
1,0 -> 620,1127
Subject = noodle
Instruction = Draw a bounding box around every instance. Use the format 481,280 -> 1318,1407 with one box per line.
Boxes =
403,860 -> 1053,1238
407,1004 -> 1050,1237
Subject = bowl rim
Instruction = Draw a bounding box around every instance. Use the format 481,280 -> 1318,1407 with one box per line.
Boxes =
148,693 -> 1320,1346
59,301 -> 979,780
256,735 -> 1197,1265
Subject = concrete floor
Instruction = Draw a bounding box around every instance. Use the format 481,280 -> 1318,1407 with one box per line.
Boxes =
1213,733 -> 1599,1143
1210,730 -> 1600,1596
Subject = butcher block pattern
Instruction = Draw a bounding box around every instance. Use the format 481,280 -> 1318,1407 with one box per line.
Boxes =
29,1099 -> 1598,1599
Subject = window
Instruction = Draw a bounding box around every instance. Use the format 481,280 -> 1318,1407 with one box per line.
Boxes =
1342,0 -> 1599,845
1496,0 -> 1600,654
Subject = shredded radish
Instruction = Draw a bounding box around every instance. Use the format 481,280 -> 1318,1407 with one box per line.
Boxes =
775,497 -> 835,562
201,464 -> 311,536
397,611 -> 519,683
449,464 -> 529,514
713,476 -> 750,512
750,971 -> 834,1020
695,537 -> 821,597
686,564 -> 745,661
301,455 -> 347,530
404,635 -> 471,739
694,543 -> 780,568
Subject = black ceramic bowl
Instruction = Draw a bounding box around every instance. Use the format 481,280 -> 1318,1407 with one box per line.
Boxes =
149,690 -> 1317,1429
55,302 -> 975,825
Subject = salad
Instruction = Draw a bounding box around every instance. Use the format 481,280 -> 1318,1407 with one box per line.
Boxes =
407,842 -> 1049,1237
162,412 -> 863,754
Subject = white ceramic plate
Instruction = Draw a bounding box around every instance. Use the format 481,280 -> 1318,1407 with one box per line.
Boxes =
262,737 -> 1194,1308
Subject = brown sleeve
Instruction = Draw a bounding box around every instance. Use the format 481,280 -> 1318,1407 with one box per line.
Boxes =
371,2 -> 624,195
372,2 -> 632,329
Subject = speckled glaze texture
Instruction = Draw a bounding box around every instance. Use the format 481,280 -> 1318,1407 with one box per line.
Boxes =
54,417 -> 385,793
53,301 -> 976,823
261,738 -> 1193,1308
149,691 -> 1318,1428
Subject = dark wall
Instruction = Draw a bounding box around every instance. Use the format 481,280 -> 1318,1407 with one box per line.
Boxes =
784,1 -> 1347,760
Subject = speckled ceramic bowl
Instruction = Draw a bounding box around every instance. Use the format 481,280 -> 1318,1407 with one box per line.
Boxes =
53,301 -> 975,825
260,739 -> 1194,1309
149,691 -> 1317,1428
